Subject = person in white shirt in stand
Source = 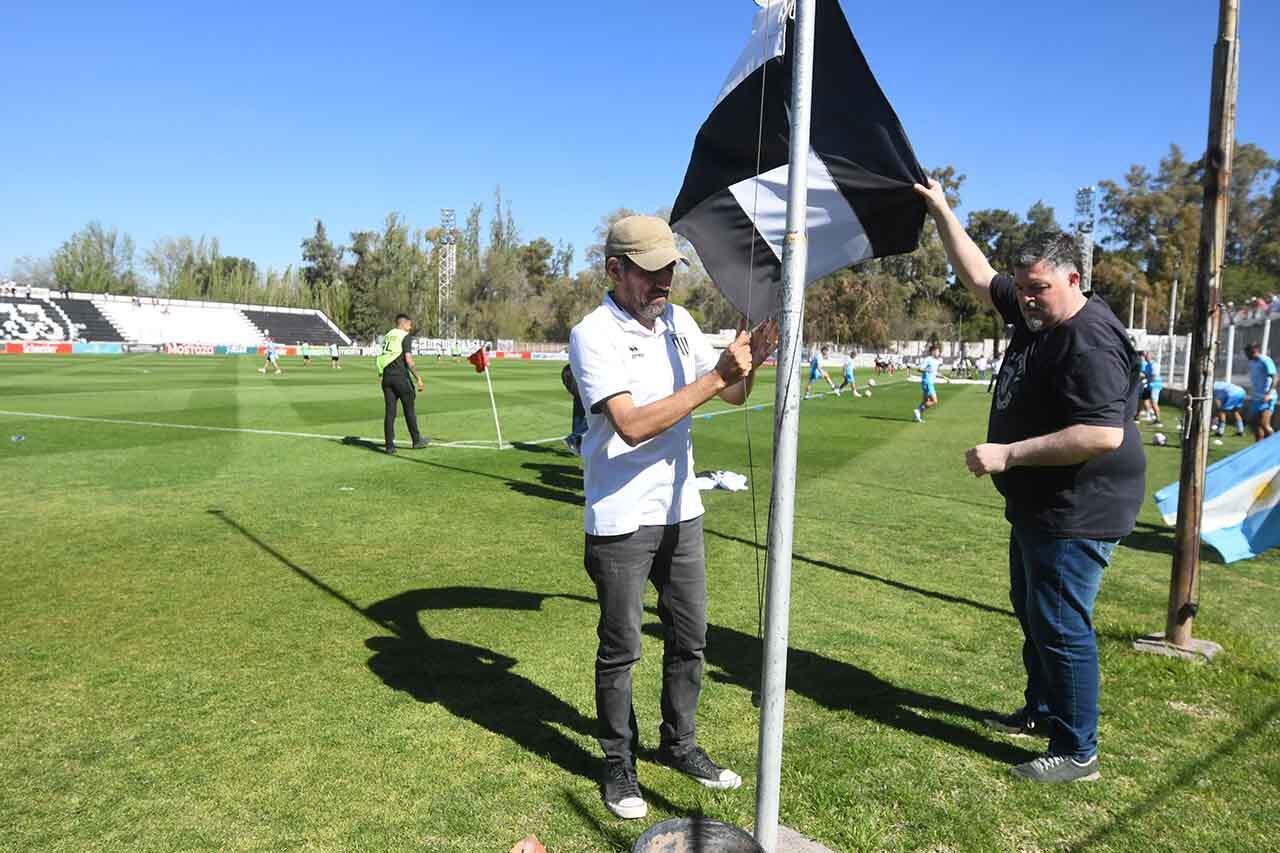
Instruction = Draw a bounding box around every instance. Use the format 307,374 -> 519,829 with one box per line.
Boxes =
569,215 -> 777,820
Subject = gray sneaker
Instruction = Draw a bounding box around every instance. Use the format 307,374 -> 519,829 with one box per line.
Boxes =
983,707 -> 1050,739
601,760 -> 647,819
655,745 -> 742,790
1010,753 -> 1100,783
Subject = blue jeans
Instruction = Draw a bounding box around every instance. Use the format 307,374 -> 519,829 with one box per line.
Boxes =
1009,525 -> 1116,761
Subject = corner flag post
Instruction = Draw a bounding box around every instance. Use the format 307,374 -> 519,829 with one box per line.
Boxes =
469,346 -> 505,449
484,362 -> 504,450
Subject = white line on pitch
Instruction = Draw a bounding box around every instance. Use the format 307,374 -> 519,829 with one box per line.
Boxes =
0,410 -> 527,451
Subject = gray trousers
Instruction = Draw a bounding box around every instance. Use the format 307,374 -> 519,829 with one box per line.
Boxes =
584,516 -> 707,764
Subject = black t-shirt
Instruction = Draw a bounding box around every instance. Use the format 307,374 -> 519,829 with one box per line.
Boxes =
987,275 -> 1146,539
381,335 -> 415,383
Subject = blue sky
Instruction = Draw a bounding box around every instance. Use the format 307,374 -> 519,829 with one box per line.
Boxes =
2,0 -> 1277,279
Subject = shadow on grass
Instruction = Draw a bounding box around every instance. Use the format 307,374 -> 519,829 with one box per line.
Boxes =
340,436 -> 582,506
563,790 -> 635,852
1067,699 -> 1280,852
642,619 -> 1037,766
206,509 -> 693,815
1119,521 -> 1224,564
704,528 -> 1014,619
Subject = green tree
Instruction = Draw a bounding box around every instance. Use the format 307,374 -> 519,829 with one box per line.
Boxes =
51,222 -> 138,294
300,220 -> 344,302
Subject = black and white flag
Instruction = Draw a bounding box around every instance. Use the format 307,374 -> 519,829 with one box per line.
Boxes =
670,0 -> 927,322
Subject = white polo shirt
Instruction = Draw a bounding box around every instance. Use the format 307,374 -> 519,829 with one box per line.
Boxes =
569,293 -> 720,535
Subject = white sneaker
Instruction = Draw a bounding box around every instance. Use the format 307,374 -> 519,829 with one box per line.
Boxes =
912,409 -> 923,422
834,388 -> 841,396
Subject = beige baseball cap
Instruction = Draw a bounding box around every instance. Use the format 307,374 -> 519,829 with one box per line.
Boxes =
605,215 -> 689,272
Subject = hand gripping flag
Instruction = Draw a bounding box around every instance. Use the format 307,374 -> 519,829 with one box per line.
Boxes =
468,346 -> 489,374
670,0 -> 928,322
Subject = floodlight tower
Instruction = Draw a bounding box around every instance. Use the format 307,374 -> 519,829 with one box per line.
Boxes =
437,208 -> 457,339
1075,186 -> 1096,293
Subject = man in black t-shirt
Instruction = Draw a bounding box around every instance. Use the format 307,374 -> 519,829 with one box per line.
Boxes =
914,179 -> 1145,784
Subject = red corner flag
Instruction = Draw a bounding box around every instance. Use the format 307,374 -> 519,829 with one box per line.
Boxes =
468,346 -> 489,373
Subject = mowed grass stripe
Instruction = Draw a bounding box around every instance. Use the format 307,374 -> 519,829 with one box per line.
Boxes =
1,353 -> 1277,851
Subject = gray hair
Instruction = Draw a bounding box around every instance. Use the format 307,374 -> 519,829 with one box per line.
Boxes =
1014,232 -> 1081,275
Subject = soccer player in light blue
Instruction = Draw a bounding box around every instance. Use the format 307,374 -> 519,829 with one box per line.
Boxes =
1212,380 -> 1247,437
258,334 -> 283,375
804,346 -> 839,398
1246,342 -> 1276,441
1138,351 -> 1162,425
836,352 -> 860,397
912,344 -> 945,422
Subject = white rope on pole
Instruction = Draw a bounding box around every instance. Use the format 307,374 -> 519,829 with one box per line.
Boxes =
1225,322 -> 1236,382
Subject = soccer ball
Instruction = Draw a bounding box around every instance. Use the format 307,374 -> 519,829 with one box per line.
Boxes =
868,378 -> 877,387
864,389 -> 872,397
1153,432 -> 1168,446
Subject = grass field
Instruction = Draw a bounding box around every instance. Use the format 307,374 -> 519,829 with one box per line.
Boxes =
2,353 -> 1277,853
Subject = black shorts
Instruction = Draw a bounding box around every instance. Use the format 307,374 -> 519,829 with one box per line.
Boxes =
1140,387 -> 1153,401
331,355 -> 339,362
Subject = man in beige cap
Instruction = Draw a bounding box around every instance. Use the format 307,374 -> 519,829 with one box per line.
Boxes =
569,215 -> 777,819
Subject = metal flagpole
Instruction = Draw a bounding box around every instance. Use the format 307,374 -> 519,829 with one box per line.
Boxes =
755,0 -> 816,849
483,365 -> 504,449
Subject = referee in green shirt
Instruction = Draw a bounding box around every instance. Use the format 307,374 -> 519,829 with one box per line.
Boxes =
376,314 -> 430,454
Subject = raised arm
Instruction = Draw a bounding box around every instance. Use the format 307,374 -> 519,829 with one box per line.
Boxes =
913,179 -> 998,311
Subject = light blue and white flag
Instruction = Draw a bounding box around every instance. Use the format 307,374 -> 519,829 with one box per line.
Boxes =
1154,437 -> 1280,563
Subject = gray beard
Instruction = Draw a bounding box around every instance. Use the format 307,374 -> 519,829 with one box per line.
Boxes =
636,300 -> 665,321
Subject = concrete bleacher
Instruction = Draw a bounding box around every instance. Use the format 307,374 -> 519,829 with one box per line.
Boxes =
51,298 -> 126,342
2,286 -> 351,347
1,294 -> 124,342
241,310 -> 348,346
98,301 -> 265,346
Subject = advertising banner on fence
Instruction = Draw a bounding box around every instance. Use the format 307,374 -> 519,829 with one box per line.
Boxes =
72,342 -> 124,355
9,341 -> 73,354
123,343 -> 161,353
165,342 -> 217,355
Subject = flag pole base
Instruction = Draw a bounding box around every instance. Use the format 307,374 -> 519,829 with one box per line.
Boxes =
1132,632 -> 1224,663
748,825 -> 835,853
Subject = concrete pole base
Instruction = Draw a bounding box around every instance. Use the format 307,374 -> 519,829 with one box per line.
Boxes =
751,825 -> 836,853
1132,632 -> 1224,662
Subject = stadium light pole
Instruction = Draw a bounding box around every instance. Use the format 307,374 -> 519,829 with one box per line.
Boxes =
755,0 -> 816,848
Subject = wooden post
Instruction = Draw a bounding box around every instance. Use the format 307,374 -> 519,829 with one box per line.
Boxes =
1161,0 -> 1238,656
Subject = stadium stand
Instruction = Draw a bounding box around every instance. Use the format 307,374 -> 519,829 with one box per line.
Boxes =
1,286 -> 351,347
99,301 -> 265,346
242,310 -> 348,346
1,296 -> 76,341
51,298 -> 126,342
0,294 -> 125,342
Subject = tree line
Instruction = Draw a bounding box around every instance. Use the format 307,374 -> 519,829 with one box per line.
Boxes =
10,141 -> 1278,346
